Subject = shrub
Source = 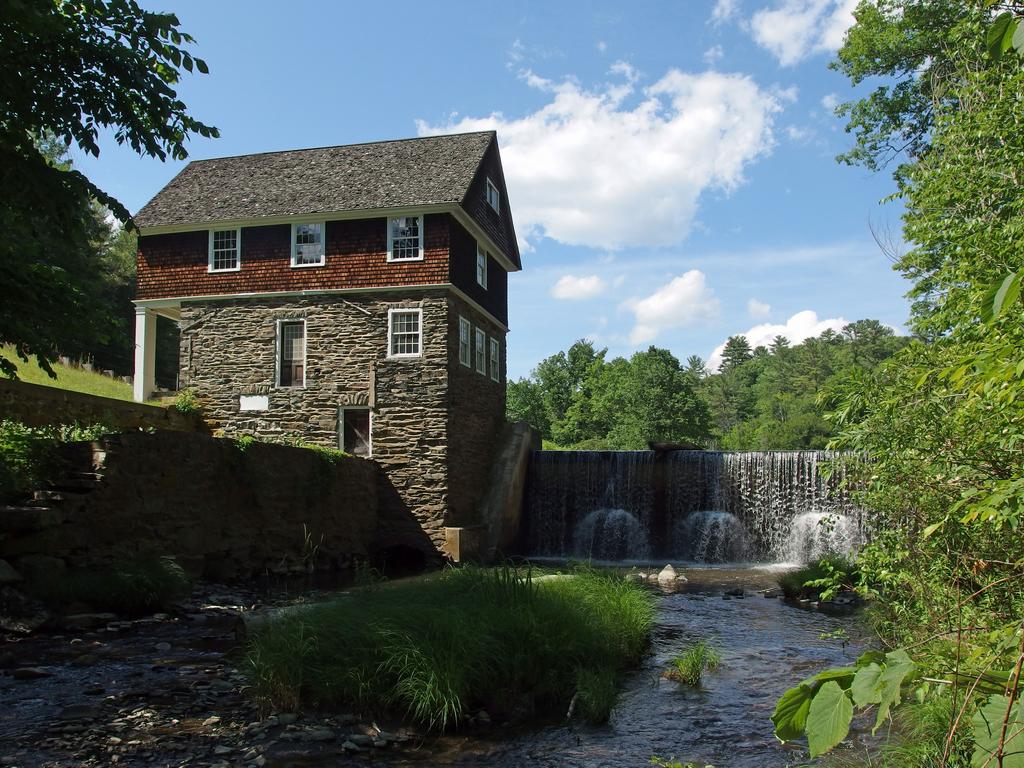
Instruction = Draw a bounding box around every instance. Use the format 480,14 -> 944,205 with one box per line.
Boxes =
0,420 -> 115,500
665,640 -> 721,686
234,434 -> 256,452
172,388 -> 201,415
246,566 -> 655,728
777,556 -> 859,601
28,557 -> 191,615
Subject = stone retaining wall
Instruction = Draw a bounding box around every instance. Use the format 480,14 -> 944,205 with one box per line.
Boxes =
0,431 -> 379,580
0,379 -> 200,432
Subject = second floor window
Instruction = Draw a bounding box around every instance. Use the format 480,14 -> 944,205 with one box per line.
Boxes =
474,327 -> 486,374
292,223 -> 325,267
389,309 -> 422,357
209,228 -> 240,272
388,216 -> 423,261
278,320 -> 305,387
459,316 -> 471,367
489,337 -> 500,381
476,245 -> 488,289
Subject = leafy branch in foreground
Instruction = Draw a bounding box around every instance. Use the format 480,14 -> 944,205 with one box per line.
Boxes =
0,0 -> 218,377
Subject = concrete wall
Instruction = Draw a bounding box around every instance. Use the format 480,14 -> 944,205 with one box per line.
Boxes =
0,379 -> 200,432
0,432 -> 379,580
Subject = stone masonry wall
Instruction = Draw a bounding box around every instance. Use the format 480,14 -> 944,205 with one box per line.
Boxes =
0,379 -> 201,433
446,296 -> 507,526
178,290 -> 452,551
0,432 -> 378,580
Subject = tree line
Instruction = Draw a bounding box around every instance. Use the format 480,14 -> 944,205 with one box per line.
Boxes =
507,318 -> 907,451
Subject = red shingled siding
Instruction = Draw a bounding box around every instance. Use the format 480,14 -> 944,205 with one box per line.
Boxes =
136,214 -> 451,300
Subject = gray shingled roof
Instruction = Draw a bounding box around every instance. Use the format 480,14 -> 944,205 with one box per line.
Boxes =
134,131 -> 496,229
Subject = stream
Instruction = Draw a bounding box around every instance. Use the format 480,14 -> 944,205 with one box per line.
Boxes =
0,567 -> 871,768
387,565 -> 871,768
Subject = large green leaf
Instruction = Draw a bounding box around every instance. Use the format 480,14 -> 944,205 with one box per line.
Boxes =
988,13 -> 1016,59
773,683 -> 814,742
993,272 -> 1022,319
851,662 -> 884,707
806,681 -> 854,758
972,694 -> 1024,768
803,667 -> 857,689
873,658 -> 917,734
1014,20 -> 1024,56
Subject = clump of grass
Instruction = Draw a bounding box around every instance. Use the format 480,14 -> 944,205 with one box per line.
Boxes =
246,566 -> 655,729
778,555 -> 859,601
575,667 -> 619,723
665,640 -> 721,686
27,557 -> 191,615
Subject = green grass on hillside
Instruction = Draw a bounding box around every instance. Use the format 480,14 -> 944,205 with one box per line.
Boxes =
1,346 -> 136,402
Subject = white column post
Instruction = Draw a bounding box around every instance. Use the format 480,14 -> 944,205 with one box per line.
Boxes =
133,307 -> 157,402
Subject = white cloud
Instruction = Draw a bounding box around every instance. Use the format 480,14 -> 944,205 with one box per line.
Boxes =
821,92 -> 839,110
711,0 -> 740,25
785,124 -> 814,142
551,274 -> 607,300
708,309 -> 848,369
417,68 -> 781,251
624,270 -> 720,344
749,0 -> 857,66
596,40 -> 608,54
747,298 -> 772,318
703,44 -> 725,64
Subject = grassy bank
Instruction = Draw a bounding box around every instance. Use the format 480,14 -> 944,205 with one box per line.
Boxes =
246,566 -> 655,728
1,345 -> 135,401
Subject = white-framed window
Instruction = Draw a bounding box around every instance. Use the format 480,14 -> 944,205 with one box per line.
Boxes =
474,327 -> 486,374
489,337 -> 500,381
485,178 -> 500,213
458,316 -> 471,367
277,320 -> 306,387
387,216 -> 424,262
208,228 -> 241,272
388,308 -> 422,358
339,408 -> 372,457
291,222 -> 325,267
476,244 -> 488,289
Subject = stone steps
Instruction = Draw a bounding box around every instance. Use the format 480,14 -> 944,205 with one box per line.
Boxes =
0,506 -> 65,534
48,473 -> 103,493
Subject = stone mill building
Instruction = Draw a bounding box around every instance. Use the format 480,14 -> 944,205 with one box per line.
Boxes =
131,131 -> 522,560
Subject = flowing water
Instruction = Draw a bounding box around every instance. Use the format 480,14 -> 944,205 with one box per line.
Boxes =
395,567 -> 871,768
522,450 -> 864,564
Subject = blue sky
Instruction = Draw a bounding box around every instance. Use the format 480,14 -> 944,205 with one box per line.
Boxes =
73,0 -> 909,378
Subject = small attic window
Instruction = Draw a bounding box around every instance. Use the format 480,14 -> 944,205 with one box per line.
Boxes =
485,178 -> 500,213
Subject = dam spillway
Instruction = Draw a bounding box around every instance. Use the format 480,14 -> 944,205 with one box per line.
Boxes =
519,450 -> 863,565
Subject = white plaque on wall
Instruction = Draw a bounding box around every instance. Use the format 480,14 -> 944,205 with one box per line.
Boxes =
239,394 -> 269,412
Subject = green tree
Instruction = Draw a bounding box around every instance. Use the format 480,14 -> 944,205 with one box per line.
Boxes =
774,4 -> 1024,761
719,335 -> 753,371
593,347 -> 711,450
0,0 -> 217,376
506,378 -> 549,436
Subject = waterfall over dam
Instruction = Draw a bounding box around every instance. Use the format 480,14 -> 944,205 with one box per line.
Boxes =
519,450 -> 863,565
